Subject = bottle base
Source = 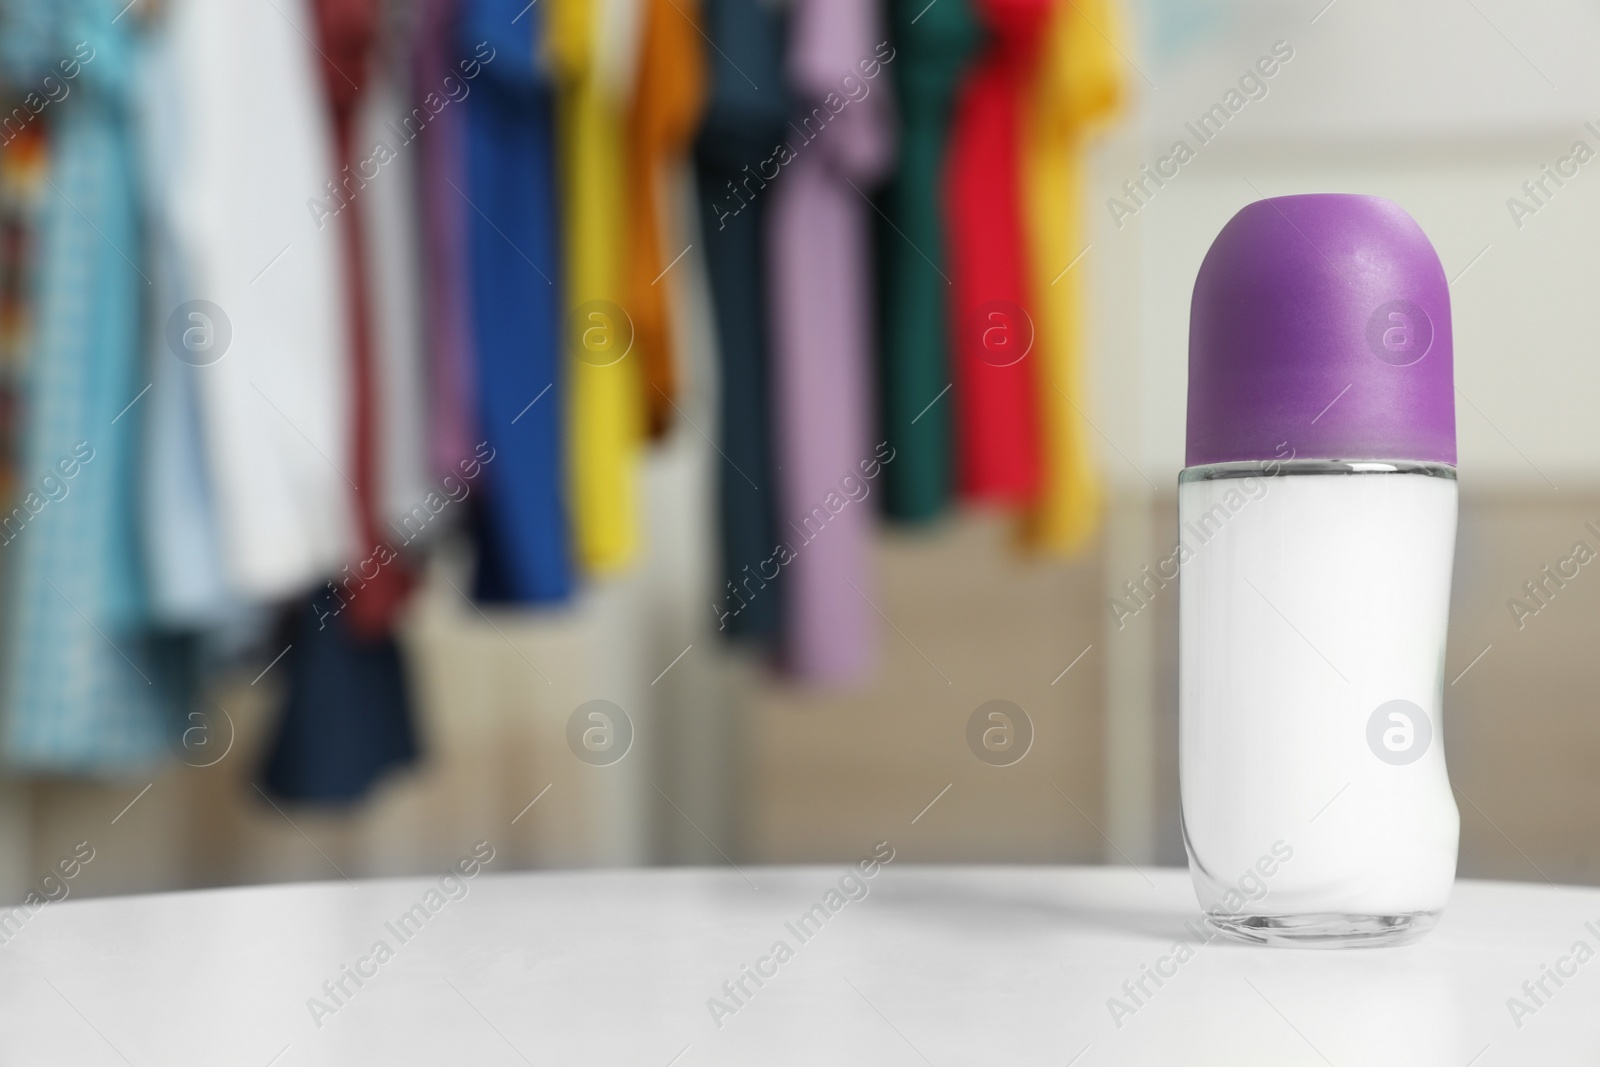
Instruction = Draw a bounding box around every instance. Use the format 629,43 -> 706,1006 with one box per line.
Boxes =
1203,910 -> 1441,948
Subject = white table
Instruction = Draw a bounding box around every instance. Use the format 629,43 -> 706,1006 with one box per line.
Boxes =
1,864 -> 1595,1065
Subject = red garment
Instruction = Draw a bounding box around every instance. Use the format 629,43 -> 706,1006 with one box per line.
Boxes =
944,0 -> 1054,503
312,0 -> 414,636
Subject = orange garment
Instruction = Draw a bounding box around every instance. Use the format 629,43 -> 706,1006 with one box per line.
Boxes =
625,0 -> 705,438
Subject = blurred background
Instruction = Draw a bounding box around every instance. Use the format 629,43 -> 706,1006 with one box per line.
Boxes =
0,0 -> 1597,904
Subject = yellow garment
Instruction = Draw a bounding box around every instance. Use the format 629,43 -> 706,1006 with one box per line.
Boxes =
625,0 -> 706,439
551,0 -> 644,572
1021,0 -> 1123,554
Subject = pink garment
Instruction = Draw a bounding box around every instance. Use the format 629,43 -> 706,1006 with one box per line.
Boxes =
767,0 -> 896,681
414,0 -> 479,480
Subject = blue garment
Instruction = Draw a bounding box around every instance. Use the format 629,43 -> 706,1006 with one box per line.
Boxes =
0,0 -> 184,771
462,0 -> 571,603
259,596 -> 419,805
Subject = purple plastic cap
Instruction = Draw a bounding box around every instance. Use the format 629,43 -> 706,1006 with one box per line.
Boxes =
1186,194 -> 1455,468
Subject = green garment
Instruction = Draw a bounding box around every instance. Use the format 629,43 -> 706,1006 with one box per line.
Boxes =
876,0 -> 982,523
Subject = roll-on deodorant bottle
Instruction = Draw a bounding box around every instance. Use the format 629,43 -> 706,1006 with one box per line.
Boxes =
1179,194 -> 1459,947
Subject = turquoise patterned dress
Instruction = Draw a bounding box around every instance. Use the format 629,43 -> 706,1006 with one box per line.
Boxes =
0,0 -> 183,771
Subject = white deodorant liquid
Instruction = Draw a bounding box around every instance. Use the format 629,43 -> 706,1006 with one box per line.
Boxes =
1179,461 -> 1459,944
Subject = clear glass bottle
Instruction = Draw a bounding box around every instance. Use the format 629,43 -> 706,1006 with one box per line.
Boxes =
1179,459 -> 1459,945
1180,194 -> 1461,946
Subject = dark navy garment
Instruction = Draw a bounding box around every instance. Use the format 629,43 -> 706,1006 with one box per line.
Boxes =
259,595 -> 420,805
462,0 -> 571,603
695,0 -> 789,642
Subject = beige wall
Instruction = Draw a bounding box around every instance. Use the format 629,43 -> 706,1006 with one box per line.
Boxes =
12,487 -> 1599,901
744,514 -> 1105,865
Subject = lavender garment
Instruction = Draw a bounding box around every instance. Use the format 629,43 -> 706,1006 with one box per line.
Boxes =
1188,194 -> 1455,467
767,0 -> 896,680
415,0 -> 479,479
